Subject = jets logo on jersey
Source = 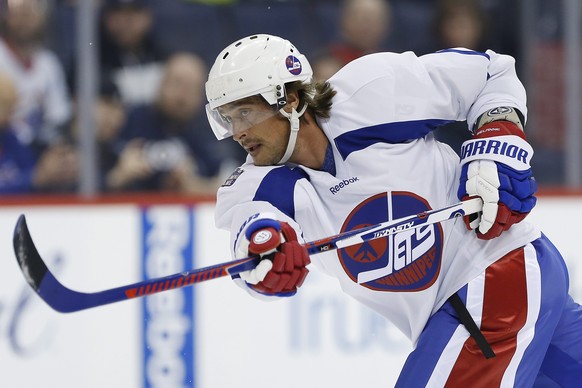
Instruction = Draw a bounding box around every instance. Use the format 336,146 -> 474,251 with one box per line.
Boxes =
337,191 -> 444,292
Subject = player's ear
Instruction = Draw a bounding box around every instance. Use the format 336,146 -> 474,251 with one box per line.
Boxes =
282,90 -> 300,113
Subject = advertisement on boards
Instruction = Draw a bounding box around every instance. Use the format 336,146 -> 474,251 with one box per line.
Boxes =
0,198 -> 580,387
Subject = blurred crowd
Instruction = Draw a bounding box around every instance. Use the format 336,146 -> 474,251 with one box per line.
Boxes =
0,0 -> 560,196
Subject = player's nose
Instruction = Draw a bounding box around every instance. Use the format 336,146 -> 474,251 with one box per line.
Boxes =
233,128 -> 246,142
232,123 -> 249,141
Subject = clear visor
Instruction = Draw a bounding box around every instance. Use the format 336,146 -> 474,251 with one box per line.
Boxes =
206,104 -> 233,140
205,98 -> 281,140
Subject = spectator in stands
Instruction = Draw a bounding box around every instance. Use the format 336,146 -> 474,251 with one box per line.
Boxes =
0,0 -> 71,149
69,78 -> 127,191
30,135 -> 79,192
0,71 -> 78,194
0,0 -> 78,193
433,0 -> 489,52
330,0 -> 392,63
311,53 -> 343,83
0,71 -> 35,193
311,0 -> 392,81
99,0 -> 165,106
106,52 -> 242,194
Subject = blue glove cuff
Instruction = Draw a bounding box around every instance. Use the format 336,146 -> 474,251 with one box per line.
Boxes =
244,218 -> 282,240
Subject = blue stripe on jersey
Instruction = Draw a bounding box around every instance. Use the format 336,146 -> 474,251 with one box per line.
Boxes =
333,119 -> 454,160
253,166 -> 310,219
436,48 -> 491,60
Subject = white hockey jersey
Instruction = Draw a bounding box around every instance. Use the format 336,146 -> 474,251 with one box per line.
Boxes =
215,49 -> 541,344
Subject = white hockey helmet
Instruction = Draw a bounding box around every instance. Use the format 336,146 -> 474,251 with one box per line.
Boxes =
205,34 -> 313,140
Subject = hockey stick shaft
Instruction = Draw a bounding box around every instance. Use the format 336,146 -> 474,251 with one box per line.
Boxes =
13,198 -> 482,312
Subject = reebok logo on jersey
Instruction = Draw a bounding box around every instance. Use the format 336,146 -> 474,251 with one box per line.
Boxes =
329,177 -> 359,194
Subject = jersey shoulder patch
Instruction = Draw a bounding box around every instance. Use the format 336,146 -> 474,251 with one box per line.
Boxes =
221,167 -> 244,187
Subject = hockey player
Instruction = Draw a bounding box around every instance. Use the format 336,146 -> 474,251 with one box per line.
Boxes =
205,34 -> 582,386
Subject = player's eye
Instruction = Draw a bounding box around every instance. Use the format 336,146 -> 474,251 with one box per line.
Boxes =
238,108 -> 251,119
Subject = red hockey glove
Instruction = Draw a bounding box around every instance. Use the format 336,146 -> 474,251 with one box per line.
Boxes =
235,216 -> 310,296
458,119 -> 537,240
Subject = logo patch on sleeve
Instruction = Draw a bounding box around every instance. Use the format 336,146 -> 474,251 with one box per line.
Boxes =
222,167 -> 244,187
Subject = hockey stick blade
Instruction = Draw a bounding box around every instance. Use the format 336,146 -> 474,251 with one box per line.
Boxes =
13,198 -> 482,313
13,215 -> 262,313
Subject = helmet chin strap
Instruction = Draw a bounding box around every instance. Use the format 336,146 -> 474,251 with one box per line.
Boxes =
277,104 -> 308,164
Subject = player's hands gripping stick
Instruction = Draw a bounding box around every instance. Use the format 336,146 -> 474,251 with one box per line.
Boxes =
458,119 -> 537,239
236,216 -> 310,296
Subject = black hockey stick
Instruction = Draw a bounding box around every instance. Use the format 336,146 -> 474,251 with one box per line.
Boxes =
13,198 -> 482,313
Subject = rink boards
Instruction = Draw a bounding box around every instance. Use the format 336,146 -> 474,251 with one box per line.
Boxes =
0,197 -> 580,387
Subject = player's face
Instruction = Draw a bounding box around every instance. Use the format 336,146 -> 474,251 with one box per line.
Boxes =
217,99 -> 289,166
